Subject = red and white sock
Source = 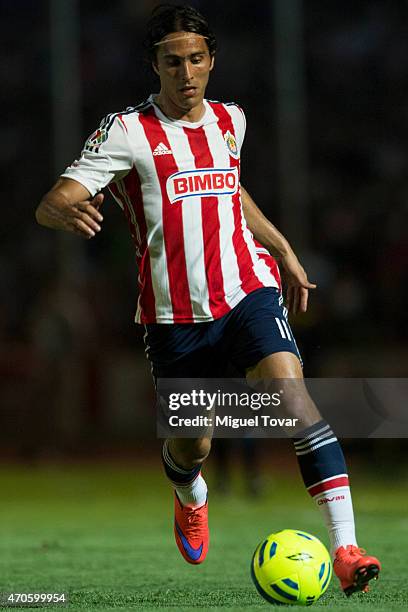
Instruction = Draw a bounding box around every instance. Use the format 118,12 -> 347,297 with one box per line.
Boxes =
308,475 -> 357,556
293,421 -> 358,557
162,440 -> 207,508
175,473 -> 208,509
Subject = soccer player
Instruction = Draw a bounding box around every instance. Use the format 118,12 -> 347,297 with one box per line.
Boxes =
36,5 -> 380,596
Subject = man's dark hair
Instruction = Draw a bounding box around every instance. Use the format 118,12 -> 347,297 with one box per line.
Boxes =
145,4 -> 217,63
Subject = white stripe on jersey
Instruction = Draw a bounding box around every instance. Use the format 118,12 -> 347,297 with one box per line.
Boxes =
222,105 -> 279,291
240,211 -> 280,288
162,123 -> 212,320
133,115 -> 173,322
204,105 -> 246,308
255,246 -> 271,256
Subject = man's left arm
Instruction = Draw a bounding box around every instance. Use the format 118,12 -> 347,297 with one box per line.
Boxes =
241,185 -> 316,314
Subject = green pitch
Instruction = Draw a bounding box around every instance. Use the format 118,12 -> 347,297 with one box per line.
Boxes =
0,460 -> 406,611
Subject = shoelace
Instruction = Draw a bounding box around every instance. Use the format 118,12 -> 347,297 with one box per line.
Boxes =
184,508 -> 205,538
337,545 -> 366,560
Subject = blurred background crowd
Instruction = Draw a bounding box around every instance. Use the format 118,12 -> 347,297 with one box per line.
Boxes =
1,0 -> 407,460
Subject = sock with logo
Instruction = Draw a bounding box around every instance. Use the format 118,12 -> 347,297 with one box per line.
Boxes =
293,420 -> 357,556
162,440 -> 208,509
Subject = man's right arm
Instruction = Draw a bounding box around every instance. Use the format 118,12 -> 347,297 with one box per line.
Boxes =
36,177 -> 104,239
37,112 -> 134,238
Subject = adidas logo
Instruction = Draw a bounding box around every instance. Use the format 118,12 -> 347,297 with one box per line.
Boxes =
153,142 -> 173,156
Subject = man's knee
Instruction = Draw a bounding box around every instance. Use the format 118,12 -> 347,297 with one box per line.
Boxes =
247,351 -> 303,381
247,354 -> 322,430
168,437 -> 212,469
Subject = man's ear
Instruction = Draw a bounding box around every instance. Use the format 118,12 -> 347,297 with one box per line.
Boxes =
152,61 -> 160,76
209,55 -> 215,71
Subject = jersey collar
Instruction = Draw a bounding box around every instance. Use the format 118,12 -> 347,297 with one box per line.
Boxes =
149,94 -> 215,128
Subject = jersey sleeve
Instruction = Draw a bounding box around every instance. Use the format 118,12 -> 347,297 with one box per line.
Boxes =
61,115 -> 133,196
228,104 -> 246,152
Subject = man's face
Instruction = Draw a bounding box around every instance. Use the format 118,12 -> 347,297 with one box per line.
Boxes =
153,32 -> 214,114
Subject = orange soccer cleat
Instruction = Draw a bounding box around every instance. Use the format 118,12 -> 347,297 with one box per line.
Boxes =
334,545 -> 381,596
174,492 -> 209,564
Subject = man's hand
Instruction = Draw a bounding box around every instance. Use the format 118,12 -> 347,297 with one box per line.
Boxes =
64,193 -> 104,238
36,178 -> 104,239
280,251 -> 316,315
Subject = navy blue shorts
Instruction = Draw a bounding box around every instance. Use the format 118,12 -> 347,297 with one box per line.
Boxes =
144,287 -> 301,378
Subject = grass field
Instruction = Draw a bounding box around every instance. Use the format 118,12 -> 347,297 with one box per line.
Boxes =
0,459 -> 406,611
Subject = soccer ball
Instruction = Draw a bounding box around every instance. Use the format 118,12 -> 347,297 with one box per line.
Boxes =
251,529 -> 332,606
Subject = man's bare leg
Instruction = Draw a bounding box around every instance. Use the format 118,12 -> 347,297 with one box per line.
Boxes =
247,351 -> 380,594
162,436 -> 211,564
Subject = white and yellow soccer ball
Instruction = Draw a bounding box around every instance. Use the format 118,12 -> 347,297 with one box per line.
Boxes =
251,529 -> 332,606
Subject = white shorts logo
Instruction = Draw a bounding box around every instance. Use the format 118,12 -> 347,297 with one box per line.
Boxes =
166,167 -> 239,204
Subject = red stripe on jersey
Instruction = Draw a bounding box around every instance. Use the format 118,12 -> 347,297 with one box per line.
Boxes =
208,102 -> 263,296
109,175 -> 156,324
139,109 -> 193,322
308,476 -> 349,498
183,126 -> 228,318
123,168 -> 156,324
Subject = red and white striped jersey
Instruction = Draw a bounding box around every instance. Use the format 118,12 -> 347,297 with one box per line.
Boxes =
62,95 -> 281,324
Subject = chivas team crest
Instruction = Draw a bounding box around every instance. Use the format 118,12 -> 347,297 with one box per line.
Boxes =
224,130 -> 239,158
